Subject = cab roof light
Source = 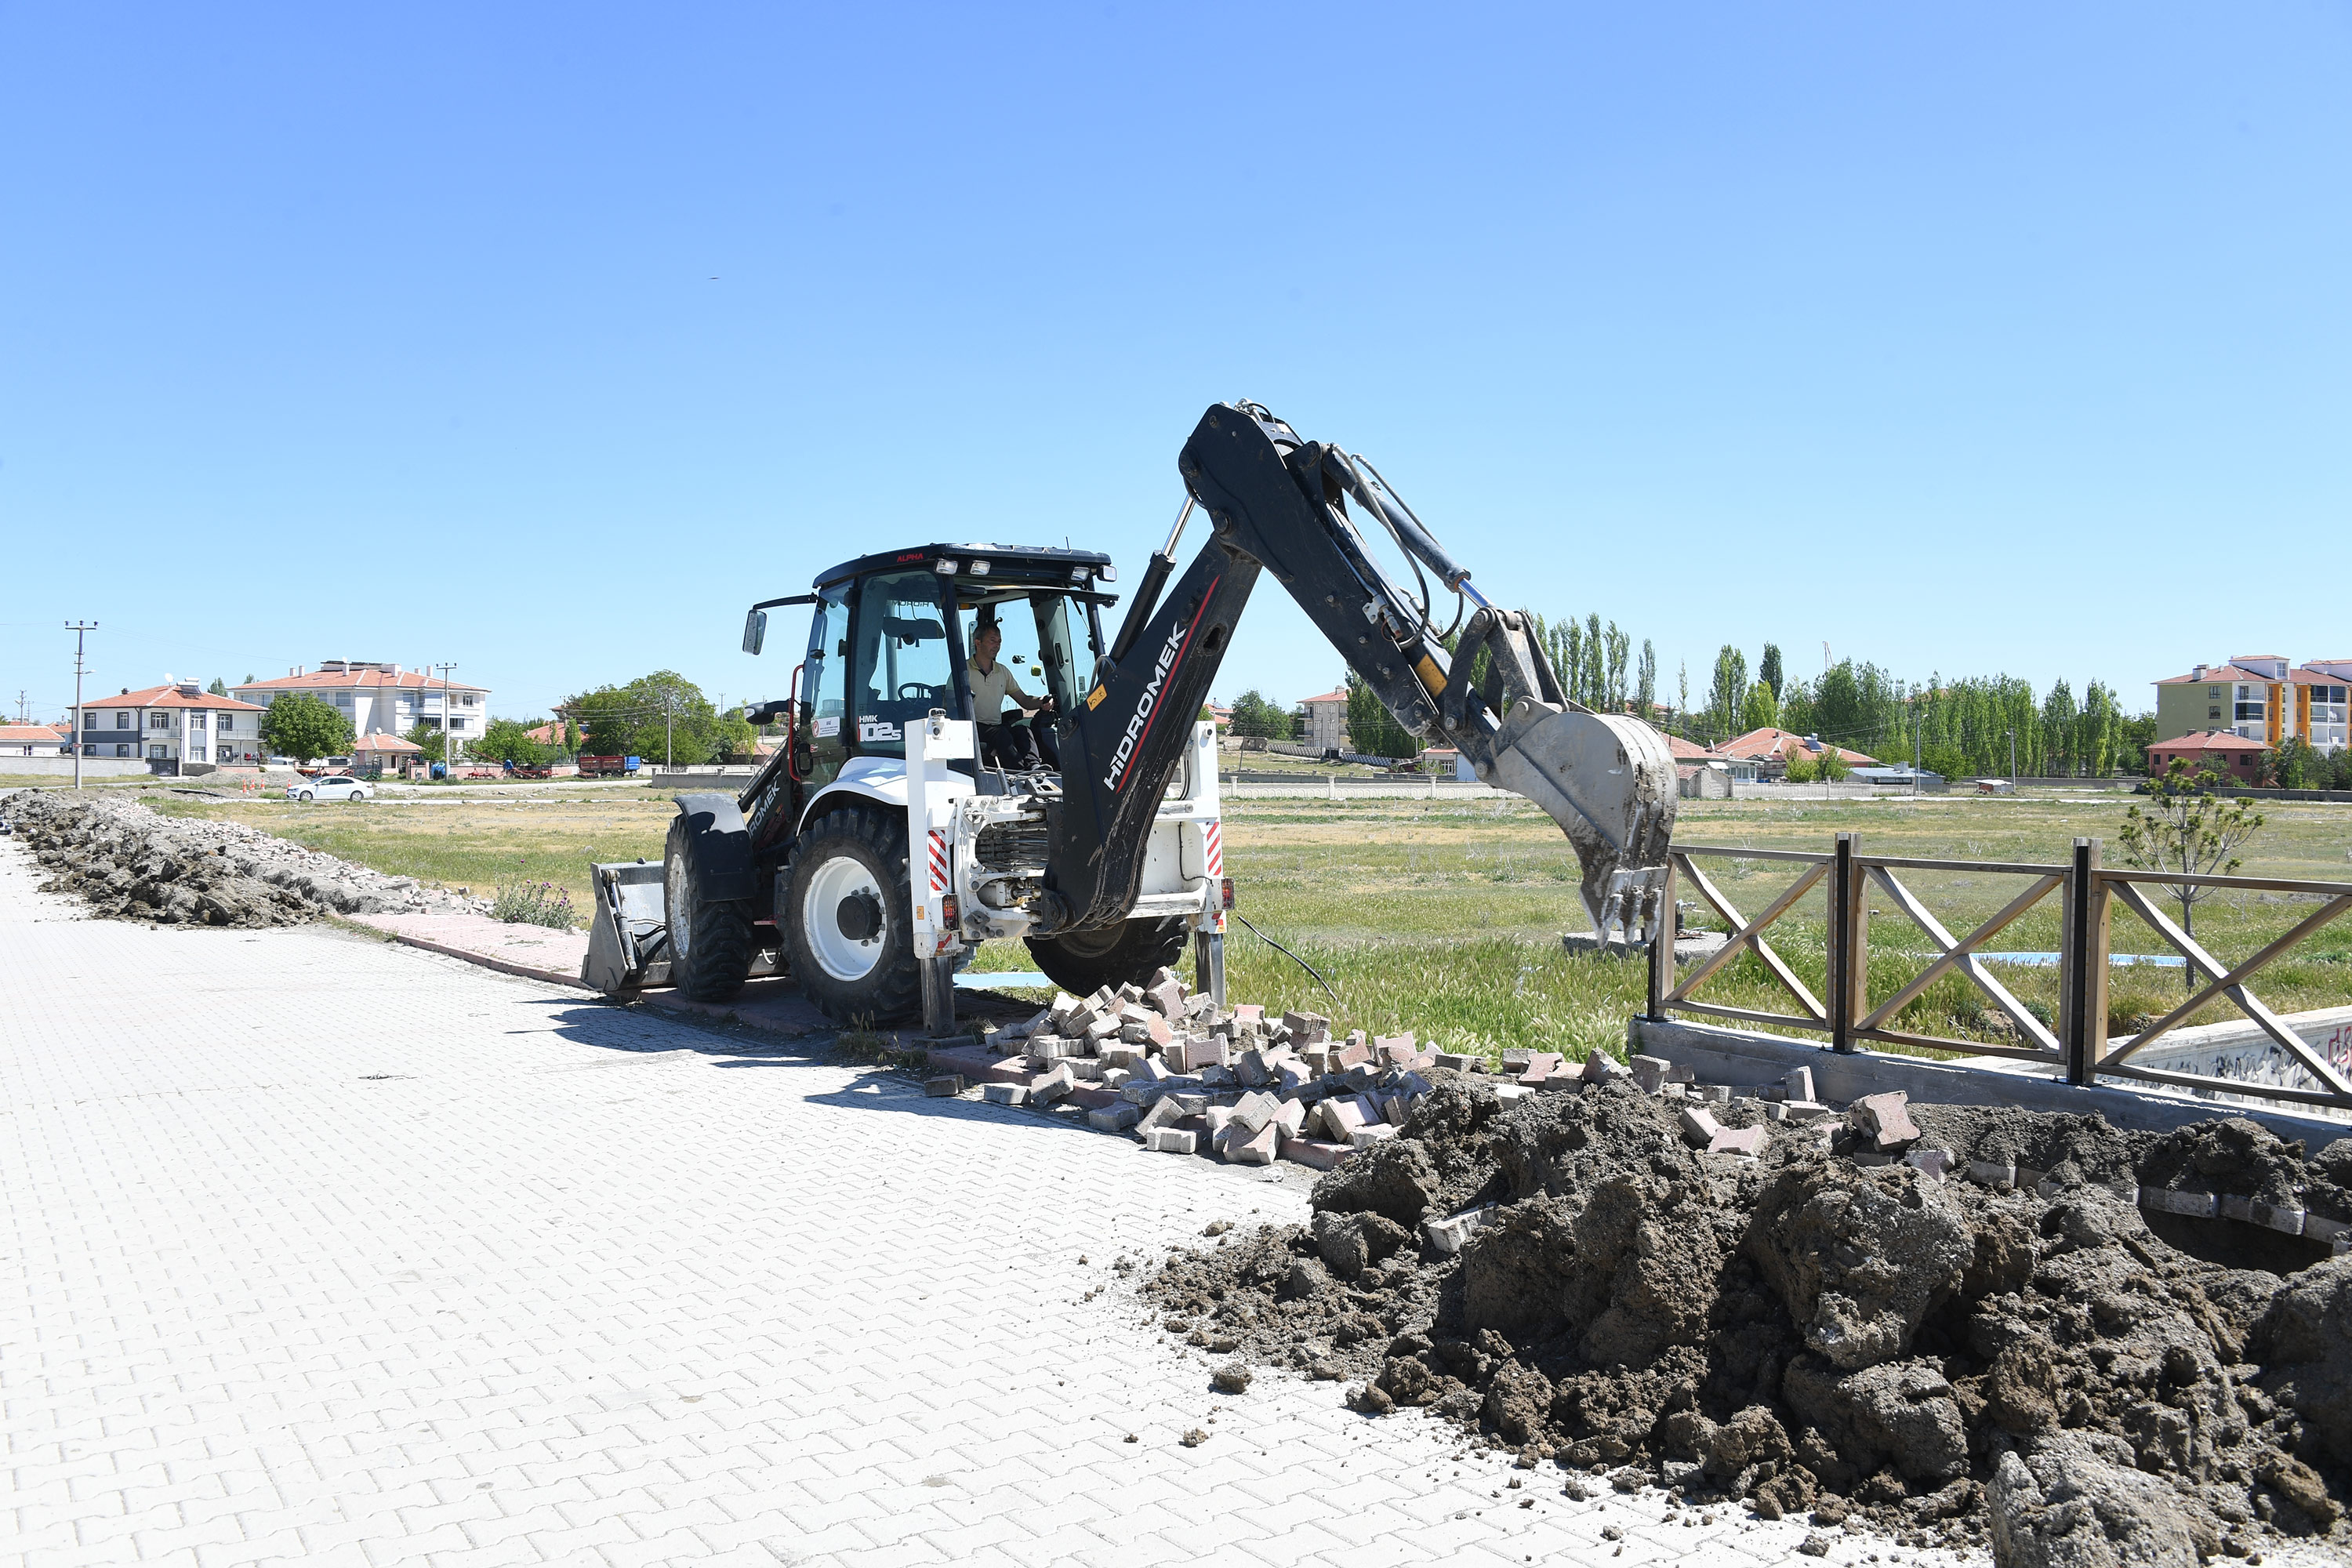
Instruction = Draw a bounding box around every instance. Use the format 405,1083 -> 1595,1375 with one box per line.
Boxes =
1098,564 -> 1117,582
967,559 -> 990,575
933,558 -> 960,575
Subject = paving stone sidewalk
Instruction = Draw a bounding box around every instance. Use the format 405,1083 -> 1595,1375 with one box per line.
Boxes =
0,841 -> 1976,1568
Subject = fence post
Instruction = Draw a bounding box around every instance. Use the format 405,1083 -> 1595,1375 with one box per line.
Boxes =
1831,833 -> 1862,1051
2063,837 -> 2107,1085
1646,857 -> 1677,1022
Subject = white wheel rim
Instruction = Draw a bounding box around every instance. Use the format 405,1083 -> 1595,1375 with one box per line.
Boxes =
666,851 -> 694,962
802,852 -> 887,982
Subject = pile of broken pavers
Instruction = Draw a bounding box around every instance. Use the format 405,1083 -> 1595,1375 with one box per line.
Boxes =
923,967 -> 1474,1171
917,967 -> 1894,1177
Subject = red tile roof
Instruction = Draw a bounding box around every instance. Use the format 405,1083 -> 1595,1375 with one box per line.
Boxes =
1719,727 -> 1878,766
525,721 -> 567,744
1296,689 -> 1349,706
2147,731 -> 2267,754
2288,667 -> 2351,685
79,684 -> 264,712
2154,664 -> 2281,686
1665,735 -> 1717,761
351,733 -> 425,753
0,724 -> 67,746
237,670 -> 485,693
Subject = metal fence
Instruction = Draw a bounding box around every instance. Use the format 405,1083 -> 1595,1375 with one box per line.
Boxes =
1647,833 -> 2352,1112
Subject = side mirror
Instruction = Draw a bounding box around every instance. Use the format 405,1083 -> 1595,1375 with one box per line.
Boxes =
792,742 -> 813,775
742,608 -> 768,655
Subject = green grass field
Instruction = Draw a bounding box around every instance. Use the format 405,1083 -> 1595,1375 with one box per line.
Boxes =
139,785 -> 2352,1060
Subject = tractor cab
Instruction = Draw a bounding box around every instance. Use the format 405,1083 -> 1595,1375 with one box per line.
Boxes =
779,543 -> 1116,787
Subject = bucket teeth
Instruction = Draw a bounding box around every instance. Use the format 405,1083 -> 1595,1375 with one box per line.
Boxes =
1478,705 -> 1679,947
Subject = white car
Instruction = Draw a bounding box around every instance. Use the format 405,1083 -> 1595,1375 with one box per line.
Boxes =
289,775 -> 373,803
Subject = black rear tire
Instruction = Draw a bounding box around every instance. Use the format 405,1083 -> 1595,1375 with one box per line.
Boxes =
783,804 -> 923,1025
1025,916 -> 1191,997
664,811 -> 755,1001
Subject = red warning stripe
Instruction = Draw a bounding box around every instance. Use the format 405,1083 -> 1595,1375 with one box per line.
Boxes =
927,829 -> 949,893
1203,819 -> 1222,876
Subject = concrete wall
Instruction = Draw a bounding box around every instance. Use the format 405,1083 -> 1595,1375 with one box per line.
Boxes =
1629,1014 -> 2350,1145
0,756 -> 154,779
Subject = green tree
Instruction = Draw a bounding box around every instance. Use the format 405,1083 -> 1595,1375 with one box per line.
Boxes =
260,693 -> 354,765
1759,642 -> 1784,701
566,670 -> 728,766
1708,645 -> 1748,743
1344,671 -> 1418,760
1226,689 -> 1293,742
563,717 -> 582,754
1816,744 -> 1851,782
476,717 -> 550,766
2119,759 -> 2265,955
1779,678 -> 1815,738
1635,639 -> 1657,715
1740,681 -> 1780,734
205,677 -> 229,698
403,722 -> 448,763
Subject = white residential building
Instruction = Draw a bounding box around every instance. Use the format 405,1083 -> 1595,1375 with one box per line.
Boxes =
74,682 -> 268,765
233,661 -> 492,744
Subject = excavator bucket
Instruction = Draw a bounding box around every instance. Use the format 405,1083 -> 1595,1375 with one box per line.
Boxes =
1479,701 -> 1679,947
583,860 -> 670,997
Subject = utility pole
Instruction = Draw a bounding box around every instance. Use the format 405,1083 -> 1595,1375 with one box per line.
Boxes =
1913,710 -> 1922,798
2007,728 -> 2017,793
433,663 -> 457,778
65,622 -> 96,789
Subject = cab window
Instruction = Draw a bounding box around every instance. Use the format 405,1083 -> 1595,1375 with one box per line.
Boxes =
848,570 -> 956,757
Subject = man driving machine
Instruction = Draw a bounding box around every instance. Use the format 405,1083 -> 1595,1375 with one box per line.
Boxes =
966,616 -> 1058,770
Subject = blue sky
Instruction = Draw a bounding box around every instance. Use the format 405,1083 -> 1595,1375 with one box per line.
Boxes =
3,3 -> 2347,725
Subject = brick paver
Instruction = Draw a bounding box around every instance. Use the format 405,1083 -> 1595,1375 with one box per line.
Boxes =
0,840 -> 1972,1567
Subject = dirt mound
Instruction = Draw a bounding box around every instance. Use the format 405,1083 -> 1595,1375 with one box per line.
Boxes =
1142,1076 -> 2352,1559
5,789 -> 454,927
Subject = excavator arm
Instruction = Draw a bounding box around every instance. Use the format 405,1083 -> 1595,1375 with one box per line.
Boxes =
1046,401 -> 1678,945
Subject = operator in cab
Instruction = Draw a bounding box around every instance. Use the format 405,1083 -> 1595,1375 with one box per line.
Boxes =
967,616 -> 1058,771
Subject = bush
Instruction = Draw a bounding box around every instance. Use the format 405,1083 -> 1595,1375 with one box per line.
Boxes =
492,875 -> 577,930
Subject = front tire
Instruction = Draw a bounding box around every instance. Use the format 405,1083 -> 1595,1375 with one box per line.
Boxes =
1025,916 -> 1191,996
784,804 -> 922,1025
663,811 -> 754,1001
349,790 -> 365,802
298,789 -> 314,802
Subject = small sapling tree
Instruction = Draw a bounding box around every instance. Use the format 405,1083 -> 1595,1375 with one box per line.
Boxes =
2119,758 -> 2266,982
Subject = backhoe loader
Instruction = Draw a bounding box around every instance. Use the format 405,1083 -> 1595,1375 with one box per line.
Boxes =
585,401 -> 1679,1033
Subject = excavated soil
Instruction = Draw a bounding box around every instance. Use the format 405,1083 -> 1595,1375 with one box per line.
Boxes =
4,789 -> 459,927
1145,1076 -> 2352,1562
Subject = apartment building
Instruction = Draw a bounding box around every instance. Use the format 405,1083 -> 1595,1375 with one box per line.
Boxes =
74,682 -> 267,764
2154,656 -> 2352,753
233,661 -> 491,742
1296,688 -> 1349,753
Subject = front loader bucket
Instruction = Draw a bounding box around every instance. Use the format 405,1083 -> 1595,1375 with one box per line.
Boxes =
1479,702 -> 1679,946
583,860 -> 670,997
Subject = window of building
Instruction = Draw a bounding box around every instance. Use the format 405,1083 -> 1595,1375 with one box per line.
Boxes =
216,714 -> 234,733
83,712 -> 99,729
187,711 -> 205,729
147,744 -> 167,758
114,743 -> 129,757
2236,701 -> 2265,722
189,745 -> 206,761
2209,685 -> 2223,697
116,712 -> 131,729
150,712 -> 170,730
451,717 -> 467,731
462,694 -> 477,706
336,692 -> 353,706
2209,706 -> 2222,720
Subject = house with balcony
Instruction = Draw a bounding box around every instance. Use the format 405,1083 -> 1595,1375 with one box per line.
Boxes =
233,662 -> 492,746
2155,656 -> 2352,753
74,682 -> 267,767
